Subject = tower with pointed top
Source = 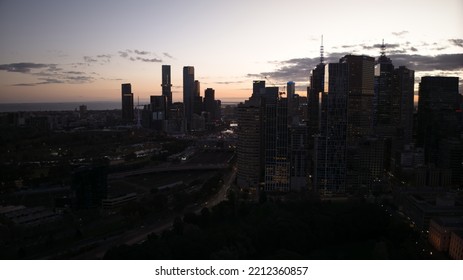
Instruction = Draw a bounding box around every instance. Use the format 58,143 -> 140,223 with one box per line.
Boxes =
308,36 -> 326,190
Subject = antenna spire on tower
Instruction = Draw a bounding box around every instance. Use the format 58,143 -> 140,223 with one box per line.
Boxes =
320,35 -> 324,64
380,39 -> 386,56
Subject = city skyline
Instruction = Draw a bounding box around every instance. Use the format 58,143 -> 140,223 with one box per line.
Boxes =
0,0 -> 462,103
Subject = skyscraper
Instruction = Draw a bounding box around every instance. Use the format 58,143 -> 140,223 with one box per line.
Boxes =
374,43 -> 395,136
314,63 -> 348,194
287,81 -> 296,122
373,44 -> 415,172
161,65 -> 172,108
193,80 -> 203,115
121,83 -> 134,122
264,87 -> 290,192
340,55 -> 375,141
417,76 -> 460,165
394,66 -> 415,147
237,98 -> 262,189
204,88 -> 217,121
183,66 -> 195,128
252,80 -> 266,98
149,95 -> 167,131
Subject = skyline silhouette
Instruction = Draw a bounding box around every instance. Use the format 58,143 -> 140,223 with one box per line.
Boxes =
0,0 -> 462,103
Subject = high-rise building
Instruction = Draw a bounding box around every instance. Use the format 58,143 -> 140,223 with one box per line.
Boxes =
121,83 -> 134,122
394,66 -> 415,147
307,51 -> 325,190
417,76 -> 460,164
252,80 -> 266,98
374,44 -> 415,173
374,43 -> 395,136
290,124 -> 308,191
204,88 -> 219,121
264,87 -> 290,192
183,66 -> 195,128
161,65 -> 172,109
340,55 -> 375,141
193,80 -> 203,115
314,63 -> 348,194
237,98 -> 262,188
287,81 -> 296,121
149,95 -> 167,131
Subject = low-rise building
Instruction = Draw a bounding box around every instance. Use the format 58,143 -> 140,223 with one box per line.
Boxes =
428,216 -> 463,252
449,231 -> 463,260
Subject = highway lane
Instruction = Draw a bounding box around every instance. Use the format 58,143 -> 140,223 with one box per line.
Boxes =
68,166 -> 236,259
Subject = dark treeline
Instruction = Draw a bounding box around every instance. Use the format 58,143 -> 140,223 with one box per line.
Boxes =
104,195 -> 423,259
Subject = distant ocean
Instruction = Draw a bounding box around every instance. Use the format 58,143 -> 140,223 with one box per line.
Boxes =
0,100 -> 241,112
0,101 -> 121,112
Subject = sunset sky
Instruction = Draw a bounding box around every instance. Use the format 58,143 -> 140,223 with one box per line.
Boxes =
0,0 -> 462,103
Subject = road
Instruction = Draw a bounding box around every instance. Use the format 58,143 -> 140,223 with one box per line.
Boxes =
108,163 -> 229,179
67,166 -> 236,259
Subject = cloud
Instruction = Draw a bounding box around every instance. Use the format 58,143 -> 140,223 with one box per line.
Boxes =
96,54 -> 111,63
449,39 -> 463,48
362,43 -> 400,50
247,52 -> 463,85
410,47 -> 418,52
13,78 -> 65,87
64,71 -> 85,75
1,61 -> 96,86
247,57 -> 321,84
134,49 -> 150,55
83,56 -> 98,63
119,51 -> 129,58
84,54 -> 111,64
389,53 -> 463,71
0,62 -> 53,73
119,49 -> 162,63
392,31 -> 409,36
215,80 -> 245,85
136,57 -> 162,63
163,52 -> 174,59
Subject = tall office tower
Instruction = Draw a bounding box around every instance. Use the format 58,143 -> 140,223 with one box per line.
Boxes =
339,55 -> 375,193
438,138 -> 463,185
252,80 -> 266,98
149,95 -> 167,131
290,124 -> 308,191
374,42 -> 395,136
307,49 -> 325,189
314,63 -> 348,194
161,65 -> 172,108
237,97 -> 262,189
417,76 -> 460,165
308,39 -> 326,139
264,87 -> 290,192
394,66 -> 415,146
194,80 -> 200,97
193,80 -> 203,115
204,88 -> 217,120
340,55 -> 375,142
121,83 -> 134,122
287,81 -> 296,121
183,66 -> 195,128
